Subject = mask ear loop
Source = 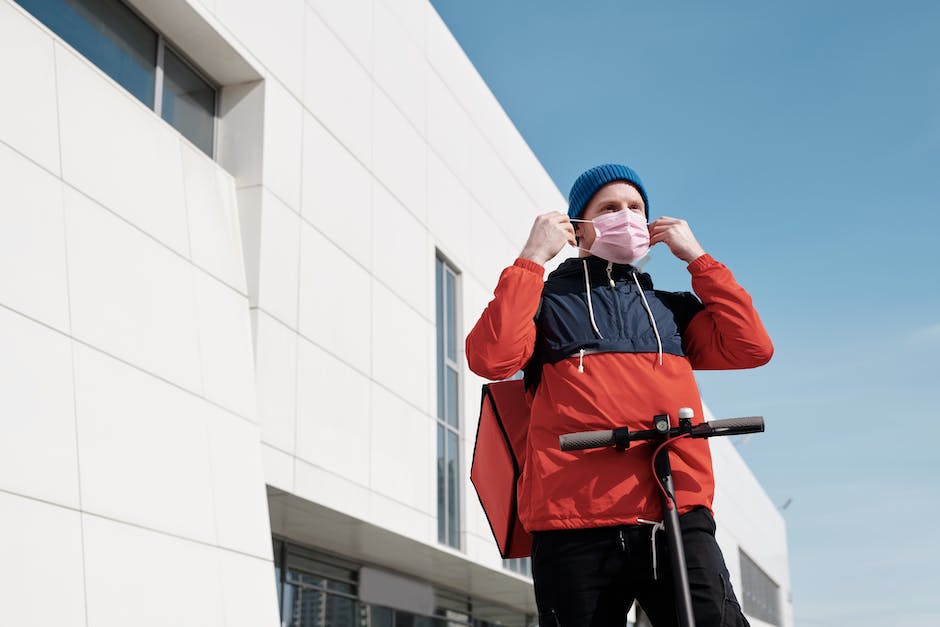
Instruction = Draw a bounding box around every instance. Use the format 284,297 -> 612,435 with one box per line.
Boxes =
570,219 -> 594,255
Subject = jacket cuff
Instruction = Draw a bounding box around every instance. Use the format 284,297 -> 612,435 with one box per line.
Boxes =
686,253 -> 715,275
513,257 -> 545,275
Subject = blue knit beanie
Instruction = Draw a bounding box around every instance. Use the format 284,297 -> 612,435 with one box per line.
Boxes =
567,164 -> 650,220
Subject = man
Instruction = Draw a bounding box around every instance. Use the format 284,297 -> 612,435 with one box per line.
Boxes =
466,164 -> 773,627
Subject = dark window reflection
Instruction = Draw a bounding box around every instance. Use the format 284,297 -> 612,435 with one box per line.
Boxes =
17,0 -> 156,106
162,46 -> 215,156
15,0 -> 216,155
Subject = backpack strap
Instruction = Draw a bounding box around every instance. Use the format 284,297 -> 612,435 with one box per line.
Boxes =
523,297 -> 543,392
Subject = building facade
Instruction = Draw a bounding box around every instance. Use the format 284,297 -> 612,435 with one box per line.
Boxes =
0,1 -> 791,626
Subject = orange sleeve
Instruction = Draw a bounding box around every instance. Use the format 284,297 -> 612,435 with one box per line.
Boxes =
682,254 -> 774,370
465,258 -> 545,381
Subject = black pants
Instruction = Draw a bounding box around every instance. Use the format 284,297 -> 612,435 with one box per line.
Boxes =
531,508 -> 750,627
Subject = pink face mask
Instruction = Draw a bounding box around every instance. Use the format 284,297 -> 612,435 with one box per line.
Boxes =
573,210 -> 650,264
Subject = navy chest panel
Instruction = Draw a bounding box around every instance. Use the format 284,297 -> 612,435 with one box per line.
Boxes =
537,278 -> 695,364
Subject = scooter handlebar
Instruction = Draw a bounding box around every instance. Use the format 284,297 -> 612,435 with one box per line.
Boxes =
559,416 -> 765,451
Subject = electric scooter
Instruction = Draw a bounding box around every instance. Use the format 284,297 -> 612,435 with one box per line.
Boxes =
560,408 -> 765,627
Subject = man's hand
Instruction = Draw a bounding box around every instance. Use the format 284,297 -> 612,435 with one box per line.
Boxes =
520,212 -> 577,265
649,217 -> 706,264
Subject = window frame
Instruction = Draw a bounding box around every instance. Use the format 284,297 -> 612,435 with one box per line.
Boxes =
739,548 -> 782,626
435,254 -> 463,550
14,0 -> 220,157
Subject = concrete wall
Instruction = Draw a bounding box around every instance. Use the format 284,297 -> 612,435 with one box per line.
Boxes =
0,0 -> 274,625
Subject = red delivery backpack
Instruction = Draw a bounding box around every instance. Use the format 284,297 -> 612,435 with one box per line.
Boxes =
470,379 -> 533,559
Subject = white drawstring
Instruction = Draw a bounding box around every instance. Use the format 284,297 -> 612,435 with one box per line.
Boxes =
581,261 -> 662,368
578,348 -> 585,373
632,272 -> 663,366
582,260 -> 604,339
637,518 -> 666,579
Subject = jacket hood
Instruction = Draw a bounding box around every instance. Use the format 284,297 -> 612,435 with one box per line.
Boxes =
549,255 -> 654,290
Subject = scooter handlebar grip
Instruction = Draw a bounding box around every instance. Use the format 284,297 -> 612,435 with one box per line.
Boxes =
698,416 -> 764,436
559,430 -> 615,451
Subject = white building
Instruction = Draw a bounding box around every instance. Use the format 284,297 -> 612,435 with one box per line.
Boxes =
0,1 -> 791,626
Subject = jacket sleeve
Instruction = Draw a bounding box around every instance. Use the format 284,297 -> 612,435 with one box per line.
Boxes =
465,257 -> 545,381
682,254 -> 774,370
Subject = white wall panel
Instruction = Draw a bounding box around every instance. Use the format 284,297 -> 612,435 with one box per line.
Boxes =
262,78 -> 304,212
373,90 -> 427,223
382,0 -> 427,51
370,491 -> 433,546
426,7 -> 488,131
216,0 -> 305,98
0,2 -> 60,174
218,549 -> 281,627
0,492 -> 86,627
427,73 -> 473,185
461,277 -> 494,348
427,151 -> 473,271
304,7 -> 373,166
483,168 -> 536,254
469,204 -> 517,291
56,45 -> 190,257
373,89 -> 427,223
295,337 -> 372,486
82,514 -> 225,627
492,133 -> 565,216
459,431 -> 476,535
301,113 -> 373,268
261,443 -> 294,493
463,531 -> 503,572
72,344 -> 216,544
370,384 -> 433,513
372,281 -> 431,414
236,185 -> 263,306
307,0 -> 374,72
374,1 -> 427,135
297,222 -> 372,374
0,144 -> 70,332
64,187 -> 203,392
294,457 -> 371,522
255,190 -> 301,328
0,309 -> 77,508
206,407 -> 273,559
194,269 -> 257,420
467,127 -> 523,227
182,142 -> 248,293
372,183 -> 430,318
253,309 -> 298,454
218,81 -> 265,188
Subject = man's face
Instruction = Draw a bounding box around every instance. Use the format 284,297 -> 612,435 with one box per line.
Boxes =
575,182 -> 647,255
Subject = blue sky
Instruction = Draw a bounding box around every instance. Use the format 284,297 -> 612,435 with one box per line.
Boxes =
429,1 -> 940,625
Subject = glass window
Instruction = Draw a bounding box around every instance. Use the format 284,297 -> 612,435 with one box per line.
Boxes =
739,550 -> 781,626
445,270 -> 457,361
445,368 -> 459,428
161,46 -> 215,155
501,557 -> 531,577
274,538 -> 534,627
15,0 -> 216,156
437,425 -> 446,544
435,256 -> 461,548
17,0 -> 157,106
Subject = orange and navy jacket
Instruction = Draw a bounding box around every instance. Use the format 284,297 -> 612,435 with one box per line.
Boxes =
465,253 -> 773,532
